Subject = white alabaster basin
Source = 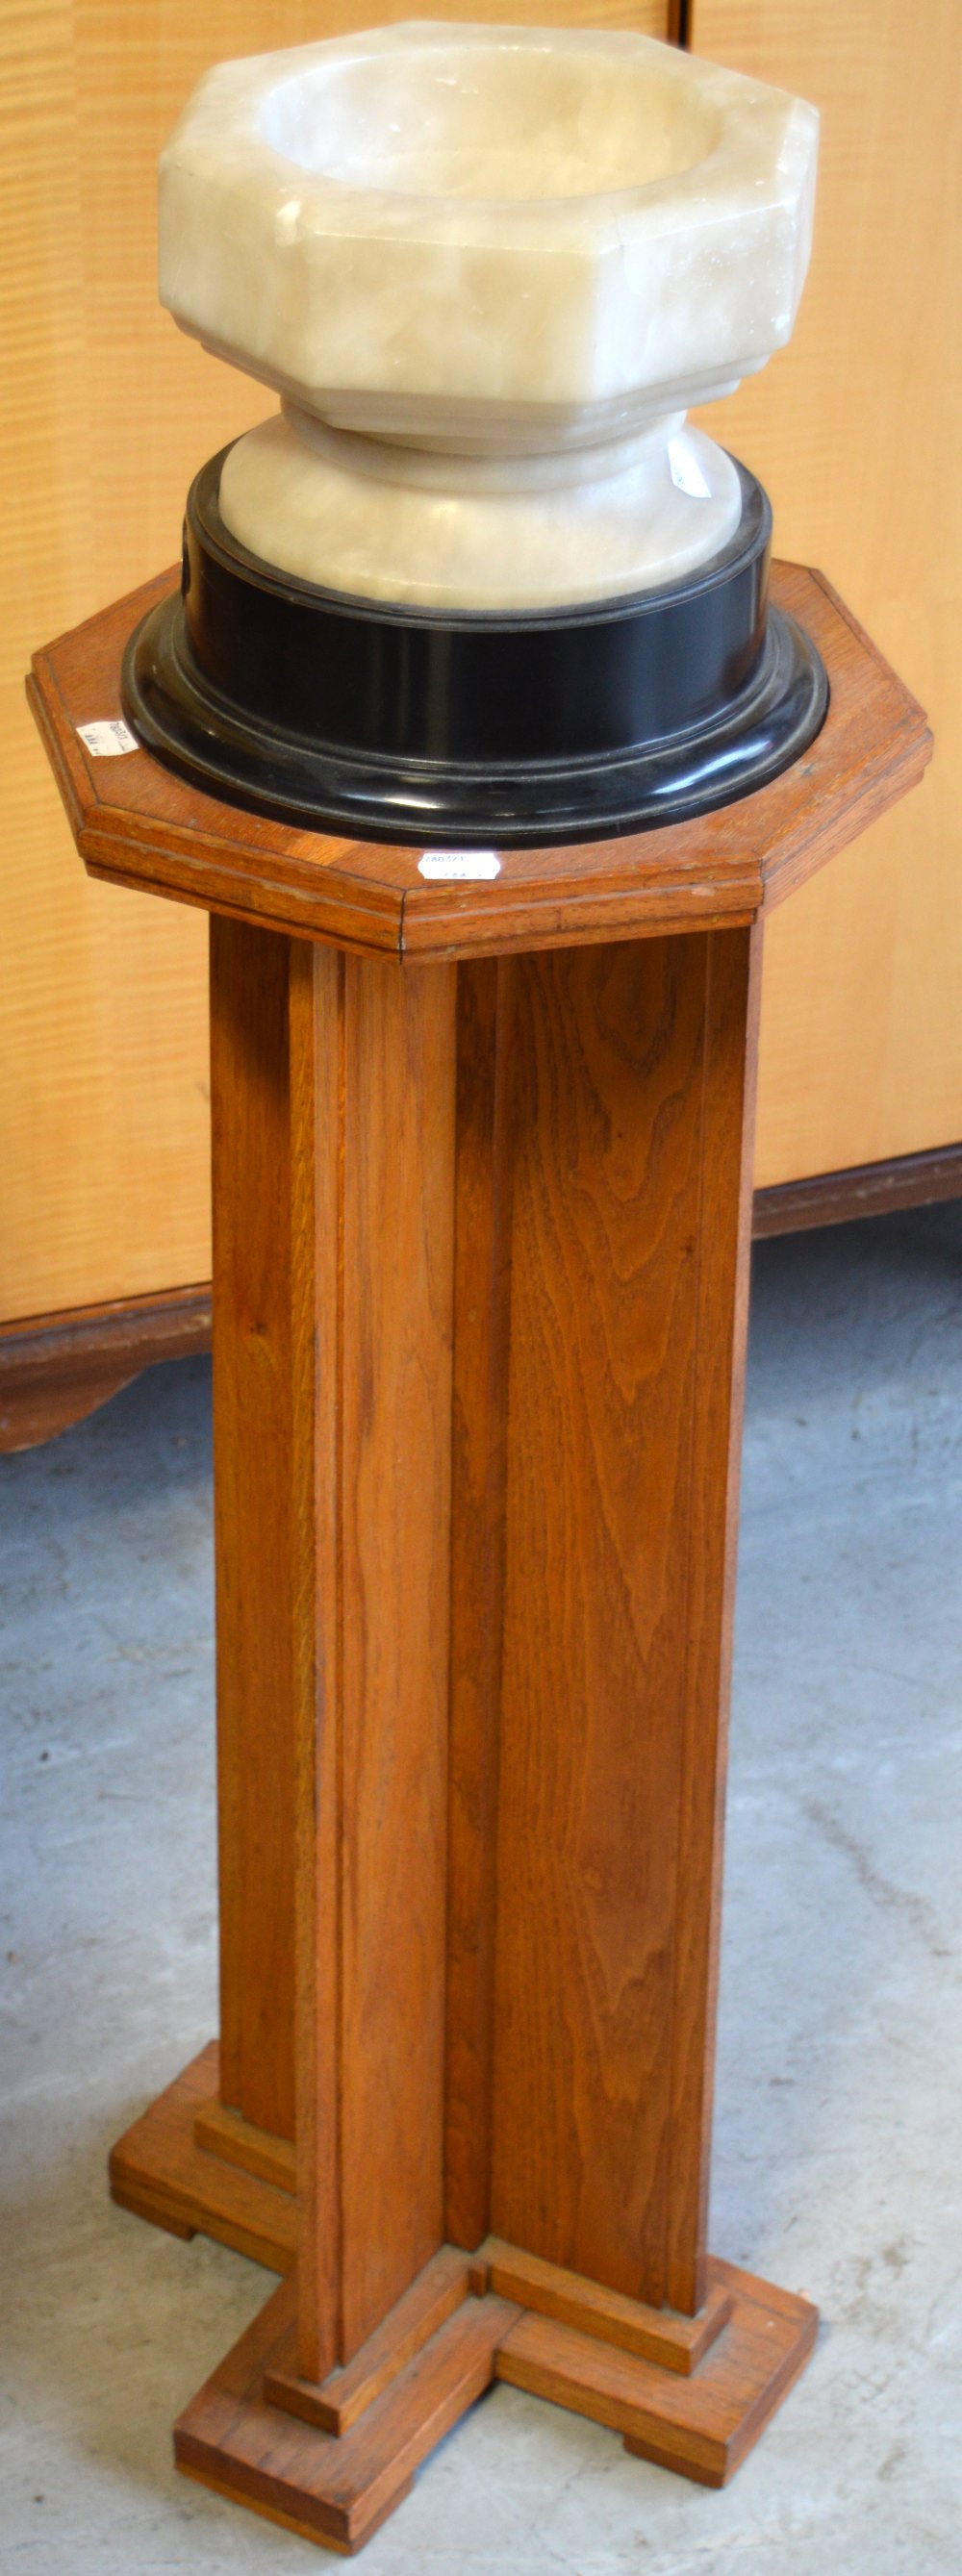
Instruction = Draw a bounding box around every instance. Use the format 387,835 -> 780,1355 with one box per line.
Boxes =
160,22 -> 819,445
218,408 -> 743,609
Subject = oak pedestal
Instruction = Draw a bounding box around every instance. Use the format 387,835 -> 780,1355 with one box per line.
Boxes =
29,564 -> 930,2552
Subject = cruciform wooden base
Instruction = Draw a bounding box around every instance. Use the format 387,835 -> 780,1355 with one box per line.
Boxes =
29,566 -> 929,2559
174,2254 -> 816,2554
111,2046 -> 816,2543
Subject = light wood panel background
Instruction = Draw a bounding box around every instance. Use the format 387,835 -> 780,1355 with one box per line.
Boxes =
690,0 -> 962,1186
2,0 -> 670,1326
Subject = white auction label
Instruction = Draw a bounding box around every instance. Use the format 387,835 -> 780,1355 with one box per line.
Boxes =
77,718 -> 139,757
667,439 -> 713,501
418,851 -> 501,881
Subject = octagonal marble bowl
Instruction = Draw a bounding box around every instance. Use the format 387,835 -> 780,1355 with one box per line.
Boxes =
127,20 -> 826,834
160,21 -> 818,449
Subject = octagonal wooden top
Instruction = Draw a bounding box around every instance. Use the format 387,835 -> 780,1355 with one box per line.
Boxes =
28,561 -> 930,962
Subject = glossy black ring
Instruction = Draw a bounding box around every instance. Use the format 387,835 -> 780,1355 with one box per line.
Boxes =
122,443 -> 829,848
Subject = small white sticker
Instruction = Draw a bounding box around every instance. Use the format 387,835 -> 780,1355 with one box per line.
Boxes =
77,717 -> 139,757
418,851 -> 501,882
667,440 -> 713,501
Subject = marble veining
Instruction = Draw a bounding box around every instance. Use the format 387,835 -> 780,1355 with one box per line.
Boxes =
160,24 -> 818,608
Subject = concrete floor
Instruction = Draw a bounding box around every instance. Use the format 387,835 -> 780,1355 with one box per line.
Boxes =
2,1203 -> 962,2574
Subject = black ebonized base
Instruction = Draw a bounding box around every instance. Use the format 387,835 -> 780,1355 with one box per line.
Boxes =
123,445 -> 828,848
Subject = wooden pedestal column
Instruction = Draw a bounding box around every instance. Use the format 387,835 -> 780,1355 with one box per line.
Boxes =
29,564 -> 931,2552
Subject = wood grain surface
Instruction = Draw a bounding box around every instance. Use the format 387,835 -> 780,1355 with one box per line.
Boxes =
193,2095 -> 297,2195
265,2249 -> 471,2436
109,2042 -> 296,2272
333,957 -> 457,2364
752,1141 -> 962,1239
498,2257 -> 818,2486
0,1282 -> 210,1451
233,938 -> 457,2385
171,2251 -> 814,2547
121,932 -> 762,2343
476,2237 -> 734,2374
114,918 -> 825,2544
206,928 -> 460,2377
175,2273 -> 522,2555
689,0 -> 962,1184
28,562 -> 930,961
488,932 -> 758,2312
210,921 -> 299,2140
443,959 -> 516,2253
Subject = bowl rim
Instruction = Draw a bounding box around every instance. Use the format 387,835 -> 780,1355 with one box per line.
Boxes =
161,21 -> 818,246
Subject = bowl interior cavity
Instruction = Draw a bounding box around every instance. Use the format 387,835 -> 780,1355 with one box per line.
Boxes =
260,42 -> 720,202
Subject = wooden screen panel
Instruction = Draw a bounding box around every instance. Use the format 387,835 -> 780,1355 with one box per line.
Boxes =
688,0 -> 962,1186
2,0 -> 672,1326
